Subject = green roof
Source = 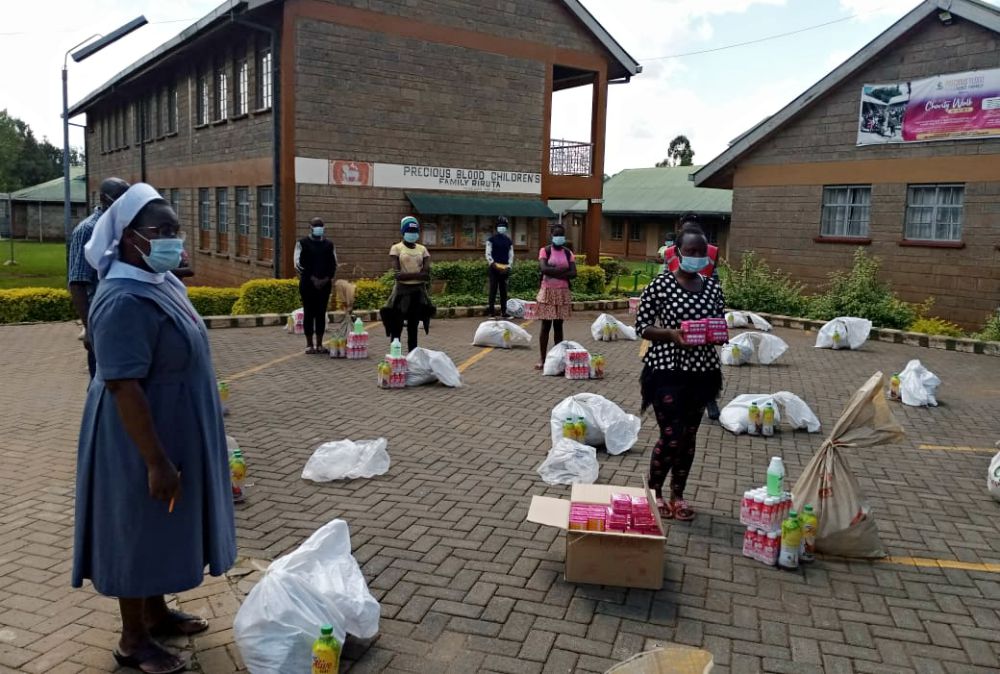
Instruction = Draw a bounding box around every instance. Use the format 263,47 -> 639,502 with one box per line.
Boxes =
565,166 -> 731,216
406,192 -> 555,218
11,167 -> 86,204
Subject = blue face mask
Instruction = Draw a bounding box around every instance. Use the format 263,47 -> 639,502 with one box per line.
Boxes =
134,232 -> 184,273
551,235 -> 566,247
679,255 -> 710,274
403,232 -> 419,243
311,226 -> 324,238
496,226 -> 508,235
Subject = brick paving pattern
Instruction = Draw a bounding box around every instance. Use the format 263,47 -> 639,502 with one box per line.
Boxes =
1,313 -> 999,673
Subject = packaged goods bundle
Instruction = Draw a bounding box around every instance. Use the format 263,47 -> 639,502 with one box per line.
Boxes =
286,308 -> 305,335
591,314 -> 638,342
628,297 -> 640,315
377,356 -> 408,389
565,349 -> 592,380
680,317 -> 728,345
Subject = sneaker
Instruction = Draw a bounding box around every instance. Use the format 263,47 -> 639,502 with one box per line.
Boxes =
78,327 -> 86,341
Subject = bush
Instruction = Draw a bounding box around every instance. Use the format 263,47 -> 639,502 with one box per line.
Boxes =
571,265 -> 607,295
719,251 -> 810,316
976,312 -> 1000,342
908,316 -> 965,338
355,278 -> 392,310
808,249 -> 918,329
597,256 -> 629,284
187,287 -> 240,316
429,260 -> 489,296
231,278 -> 301,315
0,287 -> 75,324
435,293 -> 487,307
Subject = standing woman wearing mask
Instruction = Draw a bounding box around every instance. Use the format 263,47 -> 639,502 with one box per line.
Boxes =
295,217 -> 337,354
634,225 -> 724,522
381,216 -> 434,351
535,224 -> 577,370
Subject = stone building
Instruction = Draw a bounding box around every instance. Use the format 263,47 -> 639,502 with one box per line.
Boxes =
9,167 -> 87,242
695,0 -> 1000,329
70,0 -> 640,286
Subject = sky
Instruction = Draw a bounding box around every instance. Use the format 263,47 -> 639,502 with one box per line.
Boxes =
1,0 -> 997,175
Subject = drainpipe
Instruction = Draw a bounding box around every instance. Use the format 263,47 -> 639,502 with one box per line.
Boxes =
233,14 -> 281,279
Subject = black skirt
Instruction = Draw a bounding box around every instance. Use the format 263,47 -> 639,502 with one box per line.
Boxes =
639,365 -> 722,413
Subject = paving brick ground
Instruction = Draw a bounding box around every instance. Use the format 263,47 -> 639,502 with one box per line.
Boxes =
1,313 -> 1000,673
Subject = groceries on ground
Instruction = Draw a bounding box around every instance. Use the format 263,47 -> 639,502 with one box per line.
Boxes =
565,349 -> 592,380
524,301 -> 538,320
473,320 -> 531,348
347,318 -> 369,359
987,443 -> 1000,502
888,373 -> 901,400
896,359 -> 941,407
726,311 -> 773,332
724,332 -> 789,365
549,394 -> 641,455
815,317 -> 872,350
218,379 -> 231,416
567,493 -> 661,536
311,625 -> 341,674
719,392 -> 821,435
537,439 -> 599,485
505,298 -> 528,318
405,348 -> 463,387
378,352 -> 407,390
545,342 -> 607,380
591,314 -> 638,342
628,297 -> 640,315
286,308 -> 306,335
739,456 -> 815,569
680,317 -> 728,345
302,438 -> 391,482
590,354 -> 606,379
227,435 -> 248,503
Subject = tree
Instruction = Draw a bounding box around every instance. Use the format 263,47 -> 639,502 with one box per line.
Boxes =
656,135 -> 695,167
0,110 -> 64,192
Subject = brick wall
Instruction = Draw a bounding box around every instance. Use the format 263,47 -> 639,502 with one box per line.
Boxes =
11,202 -> 87,241
727,15 -> 1000,329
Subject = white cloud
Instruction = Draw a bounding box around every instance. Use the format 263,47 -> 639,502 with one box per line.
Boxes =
837,0 -> 921,20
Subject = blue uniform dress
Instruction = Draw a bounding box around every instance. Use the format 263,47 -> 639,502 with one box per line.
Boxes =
73,266 -> 236,597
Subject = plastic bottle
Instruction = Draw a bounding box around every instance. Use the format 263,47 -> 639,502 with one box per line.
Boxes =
731,344 -> 741,362
753,528 -> 767,562
390,338 -> 402,358
832,329 -> 843,348
761,402 -> 775,437
766,456 -> 785,497
747,402 -> 761,435
354,317 -> 364,334
502,328 -> 512,349
778,511 -> 802,570
575,417 -> 587,443
743,528 -> 756,558
563,418 -> 575,440
763,497 -> 777,531
800,504 -> 818,563
889,373 -> 901,400
311,624 -> 341,674
750,492 -> 765,528
230,448 -> 247,502
740,490 -> 753,524
766,531 -> 781,566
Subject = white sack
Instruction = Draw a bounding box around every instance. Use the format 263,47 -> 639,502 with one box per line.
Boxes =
543,340 -> 586,376
506,298 -> 527,318
536,438 -> 599,485
234,520 -> 381,674
590,313 -> 638,341
302,439 -> 390,482
473,320 -> 532,348
898,359 -> 941,407
988,443 -> 1000,502
405,347 -> 463,387
731,331 -> 789,365
719,392 -> 821,435
816,317 -> 872,350
549,393 -> 641,455
721,341 -> 753,366
726,311 -> 773,332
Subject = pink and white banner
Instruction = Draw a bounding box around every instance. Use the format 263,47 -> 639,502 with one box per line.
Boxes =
857,67 -> 1000,145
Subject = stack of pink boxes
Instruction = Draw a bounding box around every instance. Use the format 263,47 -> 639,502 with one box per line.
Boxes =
524,302 -> 538,320
739,486 -> 792,566
628,297 -> 640,315
386,355 -> 407,389
568,503 -> 608,531
680,317 -> 729,345
565,349 -> 591,380
567,493 -> 662,536
347,332 -> 369,359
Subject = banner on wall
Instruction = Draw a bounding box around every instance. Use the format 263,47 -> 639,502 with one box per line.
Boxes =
857,67 -> 1000,145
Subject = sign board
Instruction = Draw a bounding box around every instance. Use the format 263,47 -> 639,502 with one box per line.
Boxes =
857,67 -> 1000,145
296,157 -> 541,195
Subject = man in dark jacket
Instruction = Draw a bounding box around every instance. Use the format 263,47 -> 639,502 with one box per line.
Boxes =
294,217 -> 338,353
486,216 -> 514,318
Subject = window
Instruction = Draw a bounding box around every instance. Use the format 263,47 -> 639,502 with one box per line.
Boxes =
169,188 -> 181,221
905,184 -> 964,242
438,215 -> 455,246
214,59 -> 228,121
821,186 -> 871,238
196,69 -> 209,125
610,221 -> 624,241
256,45 -> 272,110
154,90 -> 163,137
143,95 -> 154,141
216,187 -> 229,253
166,82 -> 178,133
257,186 -> 274,261
628,222 -> 642,242
234,51 -> 249,116
112,108 -> 120,149
121,106 -> 128,147
236,187 -> 251,257
100,116 -> 107,153
199,188 -> 211,250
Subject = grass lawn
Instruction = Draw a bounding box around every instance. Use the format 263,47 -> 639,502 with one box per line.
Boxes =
609,259 -> 660,294
0,240 -> 67,289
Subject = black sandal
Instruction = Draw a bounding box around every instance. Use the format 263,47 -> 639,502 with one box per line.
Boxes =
113,641 -> 187,674
149,610 -> 209,638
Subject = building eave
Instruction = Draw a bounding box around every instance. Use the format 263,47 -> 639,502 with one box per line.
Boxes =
559,0 -> 642,79
693,0 -> 1000,189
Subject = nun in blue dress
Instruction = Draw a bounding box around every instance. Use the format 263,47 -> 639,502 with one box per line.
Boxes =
75,183 -> 236,674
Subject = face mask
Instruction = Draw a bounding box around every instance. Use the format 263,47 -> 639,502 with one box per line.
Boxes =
679,255 -> 710,273
311,226 -> 324,238
552,236 -> 566,247
134,232 -> 184,273
403,232 -> 419,243
496,226 -> 508,235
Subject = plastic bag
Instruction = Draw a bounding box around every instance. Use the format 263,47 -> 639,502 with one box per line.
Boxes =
549,393 -> 642,455
543,340 -> 586,376
590,314 -> 638,342
506,298 -> 528,318
816,317 -> 871,350
725,311 -> 772,332
302,438 -> 390,481
234,519 -> 381,674
536,438 -> 599,485
988,443 -> 1000,502
473,320 -> 532,348
730,331 -> 789,365
405,347 -> 462,387
898,359 -> 940,407
792,372 -> 905,558
286,308 -> 305,335
721,341 -> 753,366
719,392 -> 821,435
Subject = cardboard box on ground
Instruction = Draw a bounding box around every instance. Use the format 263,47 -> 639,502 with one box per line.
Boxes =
527,483 -> 667,590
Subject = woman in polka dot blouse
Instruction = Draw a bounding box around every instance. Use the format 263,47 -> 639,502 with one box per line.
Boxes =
634,225 -> 725,521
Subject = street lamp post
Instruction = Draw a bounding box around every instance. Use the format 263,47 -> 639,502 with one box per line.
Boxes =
62,16 -> 147,270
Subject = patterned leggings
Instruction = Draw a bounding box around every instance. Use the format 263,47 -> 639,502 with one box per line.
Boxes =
648,385 -> 707,500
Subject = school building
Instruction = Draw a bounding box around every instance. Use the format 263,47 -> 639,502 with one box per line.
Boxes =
694,0 -> 1000,329
8,168 -> 87,242
69,0 -> 640,286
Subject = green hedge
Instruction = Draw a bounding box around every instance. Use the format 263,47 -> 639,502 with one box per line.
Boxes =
355,278 -> 392,310
0,288 -> 75,324
230,278 -> 301,315
187,287 -> 241,317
